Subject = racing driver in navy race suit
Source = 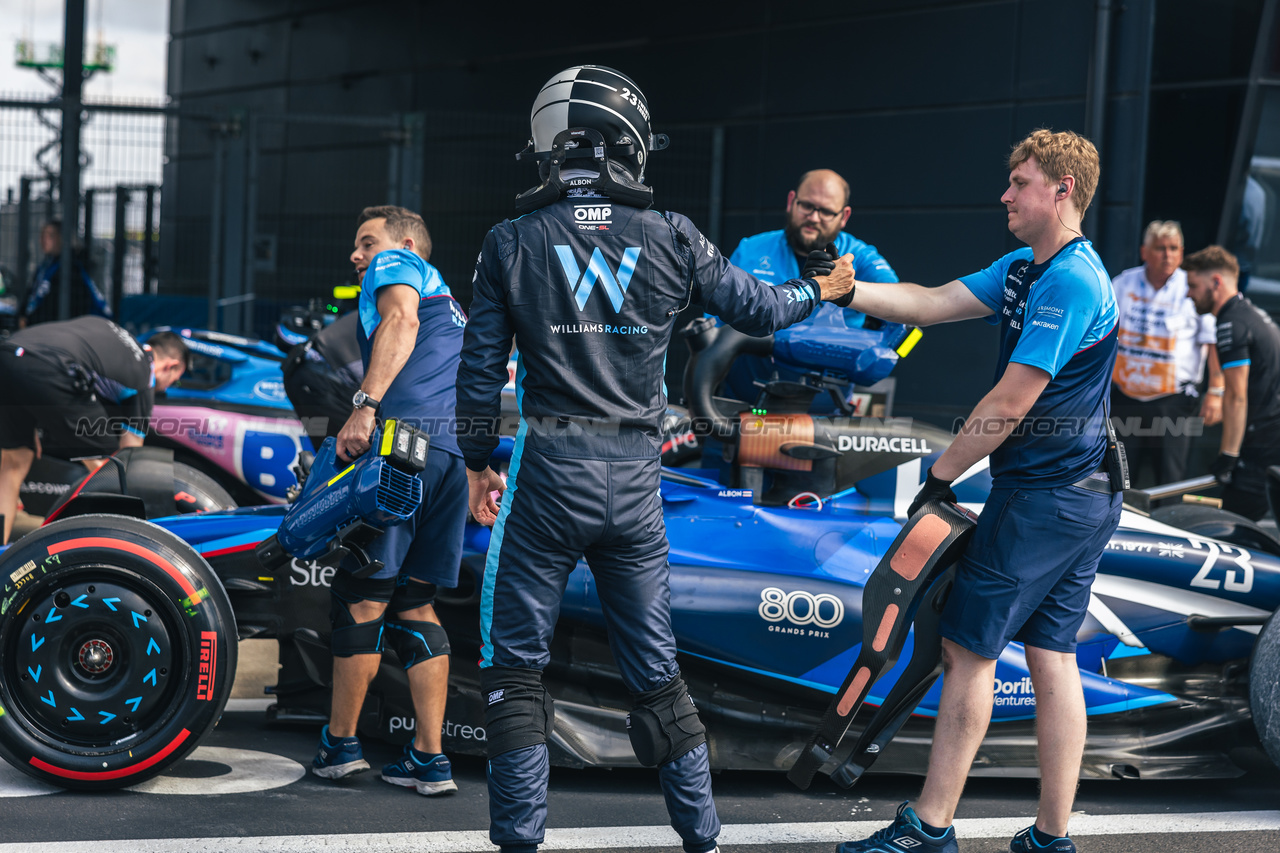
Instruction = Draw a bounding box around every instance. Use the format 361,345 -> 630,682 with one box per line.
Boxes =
455,66 -> 855,853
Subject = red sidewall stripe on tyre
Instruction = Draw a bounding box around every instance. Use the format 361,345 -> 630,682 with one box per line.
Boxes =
45,538 -> 199,598
27,728 -> 191,781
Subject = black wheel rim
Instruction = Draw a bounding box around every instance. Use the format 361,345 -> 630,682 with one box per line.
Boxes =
7,569 -> 182,747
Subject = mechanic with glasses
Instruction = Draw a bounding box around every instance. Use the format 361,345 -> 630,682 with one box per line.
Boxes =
816,129 -> 1122,853
723,169 -> 899,411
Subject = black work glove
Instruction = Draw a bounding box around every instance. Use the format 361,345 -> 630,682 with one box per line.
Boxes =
907,466 -> 956,518
1211,452 -> 1240,485
801,245 -> 837,281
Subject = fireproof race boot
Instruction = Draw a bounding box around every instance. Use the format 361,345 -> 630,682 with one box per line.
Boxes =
836,802 -> 959,853
311,725 -> 370,779
381,744 -> 459,795
1010,825 -> 1077,852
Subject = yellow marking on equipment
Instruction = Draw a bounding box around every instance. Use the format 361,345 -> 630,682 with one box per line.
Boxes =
327,465 -> 356,487
380,420 -> 397,456
896,327 -> 924,357
258,577 -> 274,582
333,285 -> 360,300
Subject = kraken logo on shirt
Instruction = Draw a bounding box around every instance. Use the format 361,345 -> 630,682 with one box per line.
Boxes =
554,245 -> 642,312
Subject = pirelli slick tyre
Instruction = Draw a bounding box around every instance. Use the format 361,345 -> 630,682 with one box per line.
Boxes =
0,515 -> 236,790
1251,612 -> 1280,769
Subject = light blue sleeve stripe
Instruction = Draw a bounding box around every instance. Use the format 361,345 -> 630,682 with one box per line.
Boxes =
1222,359 -> 1251,370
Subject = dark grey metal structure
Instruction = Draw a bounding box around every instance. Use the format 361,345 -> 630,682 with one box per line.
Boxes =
161,0 -> 1280,422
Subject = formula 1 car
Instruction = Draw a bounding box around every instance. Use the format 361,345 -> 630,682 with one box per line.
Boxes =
1,316 -> 1277,792
138,328 -> 314,506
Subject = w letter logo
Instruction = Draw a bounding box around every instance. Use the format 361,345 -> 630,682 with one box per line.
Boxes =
554,245 -> 642,312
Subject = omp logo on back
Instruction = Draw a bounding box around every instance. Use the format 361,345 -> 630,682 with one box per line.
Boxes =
554,245 -> 641,311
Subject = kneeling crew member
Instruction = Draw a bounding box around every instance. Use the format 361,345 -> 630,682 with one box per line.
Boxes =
0,316 -> 187,543
310,205 -> 468,796
1185,245 -> 1280,520
456,66 -> 854,853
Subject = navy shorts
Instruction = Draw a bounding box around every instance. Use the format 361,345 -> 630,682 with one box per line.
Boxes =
343,448 -> 467,586
940,484 -> 1122,659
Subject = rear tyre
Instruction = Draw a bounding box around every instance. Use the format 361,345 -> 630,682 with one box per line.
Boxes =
1150,504 -> 1280,558
0,515 -> 237,790
1251,612 -> 1280,769
171,463 -> 237,513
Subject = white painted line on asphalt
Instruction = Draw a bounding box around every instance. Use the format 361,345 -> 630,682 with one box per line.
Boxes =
2,810 -> 1276,851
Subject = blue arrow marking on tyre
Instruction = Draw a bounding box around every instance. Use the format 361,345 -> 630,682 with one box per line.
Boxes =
66,708 -> 84,722
131,611 -> 148,628
31,634 -> 44,652
102,597 -> 120,611
70,595 -> 88,608
143,668 -> 157,686
27,665 -> 41,683
40,691 -> 55,707
98,711 -> 116,725
125,696 -> 141,712
146,638 -> 160,656
45,608 -> 62,623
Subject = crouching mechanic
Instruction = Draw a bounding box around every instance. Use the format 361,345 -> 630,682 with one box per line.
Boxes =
456,66 -> 854,853
0,316 -> 187,543
820,129 -> 1122,853
310,205 -> 469,796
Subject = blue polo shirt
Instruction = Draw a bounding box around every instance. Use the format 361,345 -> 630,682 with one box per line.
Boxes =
724,230 -> 899,406
357,248 -> 466,457
960,238 -> 1117,487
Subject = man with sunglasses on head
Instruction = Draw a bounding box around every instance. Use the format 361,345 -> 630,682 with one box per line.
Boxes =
724,169 -> 898,409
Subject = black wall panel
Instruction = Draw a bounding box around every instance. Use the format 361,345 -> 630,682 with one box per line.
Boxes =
162,0 -> 1259,424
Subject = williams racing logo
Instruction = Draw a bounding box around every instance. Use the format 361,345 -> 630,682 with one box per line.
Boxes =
554,244 -> 641,312
758,587 -> 844,638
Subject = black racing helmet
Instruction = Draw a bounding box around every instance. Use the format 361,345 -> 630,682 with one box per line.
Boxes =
514,65 -> 670,213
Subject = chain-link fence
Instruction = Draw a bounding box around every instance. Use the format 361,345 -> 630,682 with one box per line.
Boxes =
0,92 -> 165,323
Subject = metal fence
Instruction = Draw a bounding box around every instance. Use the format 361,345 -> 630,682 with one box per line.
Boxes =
0,92 -> 165,319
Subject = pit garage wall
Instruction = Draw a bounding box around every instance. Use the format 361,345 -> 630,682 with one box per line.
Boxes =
162,0 -> 1259,426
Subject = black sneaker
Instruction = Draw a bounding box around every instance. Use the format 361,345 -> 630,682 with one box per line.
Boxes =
836,802 -> 958,852
1010,825 -> 1076,852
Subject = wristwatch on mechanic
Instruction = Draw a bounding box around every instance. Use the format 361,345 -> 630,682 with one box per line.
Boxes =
351,389 -> 381,414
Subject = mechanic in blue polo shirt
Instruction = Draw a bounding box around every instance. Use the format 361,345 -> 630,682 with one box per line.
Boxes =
310,205 -> 468,798
823,130 -> 1122,853
724,168 -> 898,408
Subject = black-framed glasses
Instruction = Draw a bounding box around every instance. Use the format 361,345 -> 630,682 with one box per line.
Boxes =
794,199 -> 842,222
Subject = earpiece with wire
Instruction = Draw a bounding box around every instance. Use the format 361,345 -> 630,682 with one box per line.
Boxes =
1054,178 -> 1082,238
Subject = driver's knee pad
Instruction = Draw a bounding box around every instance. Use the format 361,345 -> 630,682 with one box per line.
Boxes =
480,665 -> 554,758
384,618 -> 450,669
328,574 -> 395,658
627,674 -> 706,767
